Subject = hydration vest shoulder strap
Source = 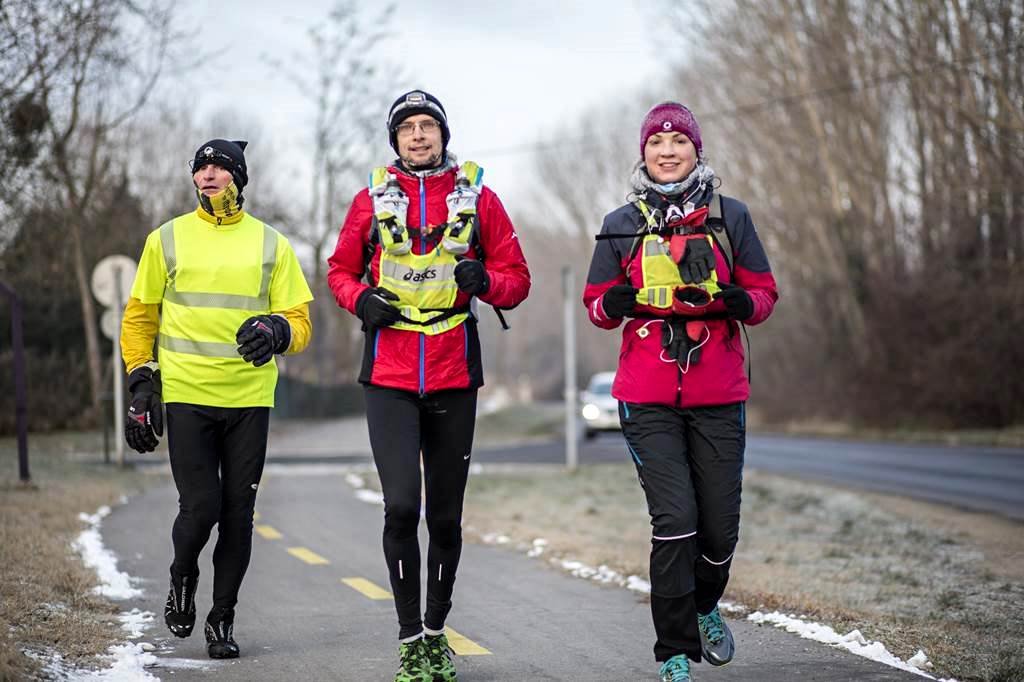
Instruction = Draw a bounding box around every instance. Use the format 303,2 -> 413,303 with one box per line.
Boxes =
369,167 -> 391,189
459,161 -> 484,189
706,194 -> 733,275
626,200 -> 660,260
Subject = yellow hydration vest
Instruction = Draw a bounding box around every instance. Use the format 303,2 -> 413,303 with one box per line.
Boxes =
368,162 -> 483,335
130,210 -> 312,407
631,199 -> 721,312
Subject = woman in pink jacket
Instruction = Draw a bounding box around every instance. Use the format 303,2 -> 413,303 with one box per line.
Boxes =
582,102 -> 778,682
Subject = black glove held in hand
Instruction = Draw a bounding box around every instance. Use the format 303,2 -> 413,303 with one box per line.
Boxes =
125,365 -> 162,453
356,287 -> 402,328
236,315 -> 291,367
454,259 -> 489,296
713,282 -> 755,321
602,284 -> 638,319
679,237 -> 716,284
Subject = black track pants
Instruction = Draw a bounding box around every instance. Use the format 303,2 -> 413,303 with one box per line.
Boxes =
165,403 -> 269,611
364,385 -> 476,640
619,401 -> 745,663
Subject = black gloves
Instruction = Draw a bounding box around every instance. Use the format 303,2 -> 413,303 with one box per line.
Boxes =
236,315 -> 291,367
356,287 -> 402,328
125,365 -> 163,453
454,259 -> 489,296
713,282 -> 755,321
602,284 -> 638,319
679,237 -> 716,284
661,318 -> 689,363
661,319 -> 707,367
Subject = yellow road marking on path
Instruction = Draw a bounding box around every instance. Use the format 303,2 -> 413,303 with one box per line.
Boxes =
445,627 -> 491,656
254,525 -> 282,540
337,579 -> 489,654
253,510 -> 261,521
341,577 -> 392,600
287,547 -> 329,565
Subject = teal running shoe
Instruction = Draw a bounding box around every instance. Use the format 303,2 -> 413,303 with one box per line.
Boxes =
659,655 -> 692,681
697,605 -> 735,666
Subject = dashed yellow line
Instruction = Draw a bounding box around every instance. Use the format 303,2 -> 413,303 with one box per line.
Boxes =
287,547 -> 329,565
254,524 -> 282,540
445,626 -> 491,655
339,577 -> 491,655
341,577 -> 392,600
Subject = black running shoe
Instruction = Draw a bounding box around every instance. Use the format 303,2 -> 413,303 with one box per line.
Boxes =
163,569 -> 197,638
205,607 -> 240,659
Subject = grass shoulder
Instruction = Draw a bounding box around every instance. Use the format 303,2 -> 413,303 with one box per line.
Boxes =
0,430 -> 155,680
458,462 -> 1024,682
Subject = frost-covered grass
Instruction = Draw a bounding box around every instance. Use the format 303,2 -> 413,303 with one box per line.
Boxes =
452,463 -> 1024,682
0,430 -> 150,680
474,403 -> 564,446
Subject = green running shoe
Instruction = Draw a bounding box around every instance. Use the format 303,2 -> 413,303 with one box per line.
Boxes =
395,639 -> 432,682
697,605 -> 735,666
659,655 -> 692,681
423,632 -> 457,681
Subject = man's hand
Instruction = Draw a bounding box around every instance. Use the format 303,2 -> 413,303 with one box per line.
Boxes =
236,315 -> 291,367
356,287 -> 403,328
454,259 -> 489,296
125,365 -> 163,453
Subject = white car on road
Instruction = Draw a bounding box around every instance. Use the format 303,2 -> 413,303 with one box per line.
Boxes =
580,371 -> 620,440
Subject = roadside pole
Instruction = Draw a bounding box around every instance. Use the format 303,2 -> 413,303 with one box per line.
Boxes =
562,265 -> 578,471
112,268 -> 125,467
91,254 -> 136,467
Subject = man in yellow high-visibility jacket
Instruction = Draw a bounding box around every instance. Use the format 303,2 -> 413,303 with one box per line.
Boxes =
120,138 -> 313,660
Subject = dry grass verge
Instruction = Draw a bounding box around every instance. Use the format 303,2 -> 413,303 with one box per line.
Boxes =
0,432 -> 149,681
455,463 -> 1024,682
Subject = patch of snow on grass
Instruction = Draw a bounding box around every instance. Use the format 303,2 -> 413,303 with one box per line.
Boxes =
72,507 -> 141,599
118,610 -> 154,639
748,611 -> 955,680
527,538 -> 548,557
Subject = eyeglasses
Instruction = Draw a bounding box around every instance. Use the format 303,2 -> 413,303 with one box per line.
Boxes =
395,120 -> 440,137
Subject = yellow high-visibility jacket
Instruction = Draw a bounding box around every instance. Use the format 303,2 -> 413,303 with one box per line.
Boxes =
121,207 -> 313,408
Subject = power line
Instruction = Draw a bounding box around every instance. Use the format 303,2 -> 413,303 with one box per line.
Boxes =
468,42 -> 1023,159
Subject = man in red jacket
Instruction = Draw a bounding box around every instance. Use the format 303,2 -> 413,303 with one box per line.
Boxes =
327,90 -> 530,682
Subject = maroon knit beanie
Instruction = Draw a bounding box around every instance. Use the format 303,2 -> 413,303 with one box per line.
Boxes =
640,102 -> 702,159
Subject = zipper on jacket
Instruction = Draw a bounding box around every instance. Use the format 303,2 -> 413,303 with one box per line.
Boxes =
418,176 -> 426,396
675,363 -> 683,407
419,332 -> 426,396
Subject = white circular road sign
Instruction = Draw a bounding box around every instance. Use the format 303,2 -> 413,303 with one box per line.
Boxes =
100,308 -> 120,340
91,255 -> 137,308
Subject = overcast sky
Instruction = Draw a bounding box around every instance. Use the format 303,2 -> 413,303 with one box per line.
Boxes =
177,0 -> 672,206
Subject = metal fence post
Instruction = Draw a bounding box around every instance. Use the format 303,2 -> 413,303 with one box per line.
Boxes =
562,266 -> 578,471
1,282 -> 30,483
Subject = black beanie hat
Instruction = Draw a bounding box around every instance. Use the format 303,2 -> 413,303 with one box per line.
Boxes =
387,90 -> 450,154
190,139 -> 248,189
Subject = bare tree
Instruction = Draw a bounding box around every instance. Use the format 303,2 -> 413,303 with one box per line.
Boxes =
264,1 -> 397,382
20,0 -> 177,413
516,0 -> 1023,426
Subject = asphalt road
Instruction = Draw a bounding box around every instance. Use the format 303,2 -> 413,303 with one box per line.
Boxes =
474,432 -> 1024,521
104,470 -> 918,681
